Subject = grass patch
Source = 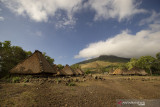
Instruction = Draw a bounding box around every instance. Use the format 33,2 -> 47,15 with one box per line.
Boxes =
12,77 -> 21,83
23,84 -> 27,86
85,69 -> 92,74
67,82 -> 76,86
23,78 -> 29,83
56,78 -> 61,84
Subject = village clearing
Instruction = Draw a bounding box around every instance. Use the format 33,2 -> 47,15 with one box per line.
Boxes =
0,75 -> 160,107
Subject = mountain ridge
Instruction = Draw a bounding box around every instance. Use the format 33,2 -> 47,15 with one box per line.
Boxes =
76,55 -> 130,65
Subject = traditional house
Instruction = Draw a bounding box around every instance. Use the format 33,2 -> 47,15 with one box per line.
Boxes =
10,50 -> 56,74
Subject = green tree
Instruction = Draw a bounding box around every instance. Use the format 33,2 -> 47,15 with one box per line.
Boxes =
156,52 -> 160,60
42,52 -> 54,65
126,58 -> 138,70
57,64 -> 64,70
25,51 -> 32,57
137,56 -> 156,75
0,41 -> 28,77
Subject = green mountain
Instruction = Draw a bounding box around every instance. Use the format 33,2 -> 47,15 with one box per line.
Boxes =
77,55 -> 130,64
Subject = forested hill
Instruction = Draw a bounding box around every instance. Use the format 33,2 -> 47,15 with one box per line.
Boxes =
77,55 -> 130,64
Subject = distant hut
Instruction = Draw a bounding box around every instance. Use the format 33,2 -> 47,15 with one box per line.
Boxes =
112,68 -> 148,76
10,50 -> 56,74
122,70 -> 136,75
75,68 -> 84,75
112,69 -> 123,75
58,65 -> 74,76
73,69 -> 80,75
135,69 -> 148,76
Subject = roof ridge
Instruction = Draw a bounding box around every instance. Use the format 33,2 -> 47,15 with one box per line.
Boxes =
36,51 -> 44,73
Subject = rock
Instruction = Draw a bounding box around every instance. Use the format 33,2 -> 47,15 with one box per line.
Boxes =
82,79 -> 86,82
88,74 -> 92,77
75,78 -> 79,82
141,78 -> 146,81
128,77 -> 131,80
65,104 -> 68,107
94,76 -> 98,79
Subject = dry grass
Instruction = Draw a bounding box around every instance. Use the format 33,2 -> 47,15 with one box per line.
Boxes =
80,60 -> 122,69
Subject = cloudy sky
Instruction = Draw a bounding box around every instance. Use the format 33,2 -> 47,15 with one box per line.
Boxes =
0,0 -> 160,65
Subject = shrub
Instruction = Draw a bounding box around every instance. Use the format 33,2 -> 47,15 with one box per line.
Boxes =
56,78 -> 61,83
85,70 -> 92,74
67,82 -> 76,86
23,78 -> 29,83
12,77 -> 21,83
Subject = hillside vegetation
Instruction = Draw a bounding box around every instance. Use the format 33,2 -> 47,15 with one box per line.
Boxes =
74,55 -> 130,73
80,61 -> 122,69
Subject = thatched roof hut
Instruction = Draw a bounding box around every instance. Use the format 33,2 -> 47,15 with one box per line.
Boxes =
112,68 -> 148,76
122,70 -> 136,75
75,68 -> 84,75
58,65 -> 74,76
10,50 -> 56,74
112,69 -> 123,75
53,64 -> 59,72
135,69 -> 148,76
73,69 -> 80,75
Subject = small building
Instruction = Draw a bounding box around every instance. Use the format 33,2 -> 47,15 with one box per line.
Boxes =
74,68 -> 84,75
57,65 -> 75,76
111,68 -> 148,76
10,50 -> 56,74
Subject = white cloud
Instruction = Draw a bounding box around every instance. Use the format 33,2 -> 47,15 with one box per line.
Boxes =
86,0 -> 147,21
1,0 -> 147,24
139,11 -> 160,26
1,0 -> 82,27
55,13 -> 77,29
75,23 -> 160,59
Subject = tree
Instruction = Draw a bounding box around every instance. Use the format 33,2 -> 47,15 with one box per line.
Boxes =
1,41 -> 28,73
25,51 -> 32,57
137,56 -> 156,75
126,58 -> 138,70
156,52 -> 160,60
42,52 -> 54,65
57,64 -> 64,70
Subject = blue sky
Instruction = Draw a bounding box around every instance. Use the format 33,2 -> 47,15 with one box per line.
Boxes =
0,0 -> 160,65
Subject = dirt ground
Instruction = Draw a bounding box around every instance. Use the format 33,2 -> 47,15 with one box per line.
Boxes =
0,75 -> 160,107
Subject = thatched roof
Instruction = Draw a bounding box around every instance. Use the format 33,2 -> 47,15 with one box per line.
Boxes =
73,69 -> 80,75
111,68 -> 148,76
135,69 -> 148,76
53,64 -> 59,71
112,69 -> 123,75
122,70 -> 136,75
74,68 -> 84,75
10,50 -> 56,74
58,65 -> 74,76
